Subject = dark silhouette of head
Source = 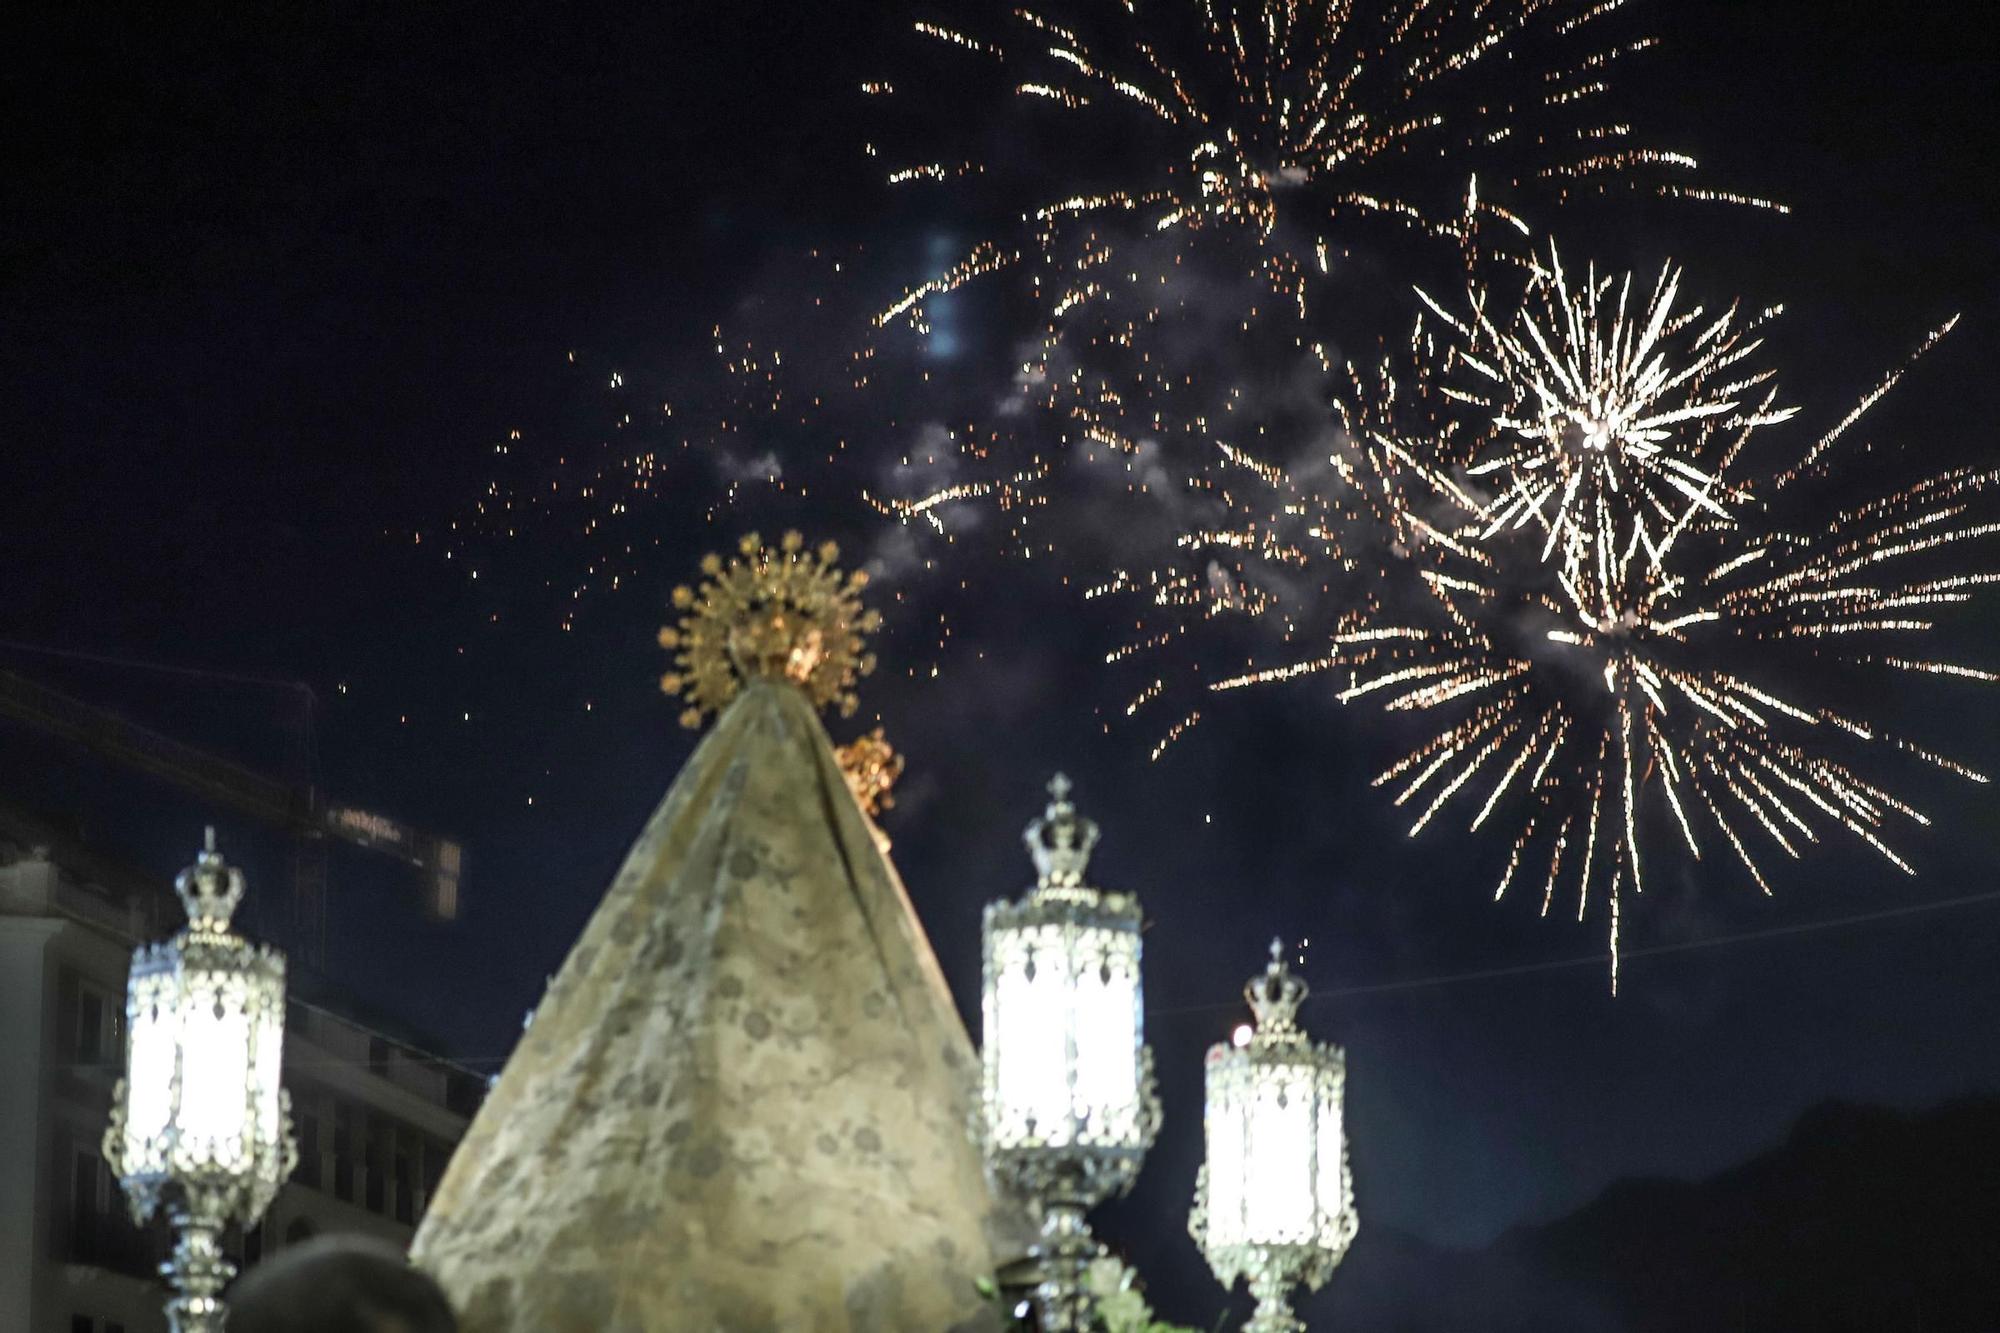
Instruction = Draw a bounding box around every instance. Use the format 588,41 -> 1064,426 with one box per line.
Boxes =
229,1234 -> 457,1333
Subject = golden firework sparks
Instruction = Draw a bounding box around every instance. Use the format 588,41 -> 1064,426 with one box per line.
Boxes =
1107,241 -> 1989,987
874,0 -> 1782,332
1417,239 -> 1799,595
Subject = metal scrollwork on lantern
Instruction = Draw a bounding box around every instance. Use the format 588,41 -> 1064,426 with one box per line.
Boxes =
1190,940 -> 1358,1333
105,828 -> 297,1333
981,774 -> 1161,1331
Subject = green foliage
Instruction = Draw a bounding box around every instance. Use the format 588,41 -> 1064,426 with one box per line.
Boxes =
979,1256 -> 1203,1333
1083,1257 -> 1202,1333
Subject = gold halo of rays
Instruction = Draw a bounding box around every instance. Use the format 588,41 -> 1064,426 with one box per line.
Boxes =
658,531 -> 881,729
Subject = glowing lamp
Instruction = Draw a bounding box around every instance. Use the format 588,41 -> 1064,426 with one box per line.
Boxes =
106,829 -> 296,1333
981,774 -> 1159,1331
1191,940 -> 1357,1333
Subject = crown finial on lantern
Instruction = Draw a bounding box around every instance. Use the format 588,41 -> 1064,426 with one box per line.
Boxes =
657,531 -> 881,728
1246,936 -> 1309,1037
1024,771 -> 1101,888
175,825 -> 246,934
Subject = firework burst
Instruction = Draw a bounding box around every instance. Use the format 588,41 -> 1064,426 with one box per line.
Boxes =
1416,241 -> 1800,596
873,0 -> 1781,330
862,3 -> 1785,598
1276,462 -> 1999,985
1115,244 -> 1987,983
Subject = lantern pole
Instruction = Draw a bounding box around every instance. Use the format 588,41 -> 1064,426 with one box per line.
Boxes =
1246,1267 -> 1306,1333
162,1213 -> 233,1333
105,829 -> 297,1333
1191,939 -> 1358,1333
981,775 -> 1161,1332
1033,1196 -> 1098,1332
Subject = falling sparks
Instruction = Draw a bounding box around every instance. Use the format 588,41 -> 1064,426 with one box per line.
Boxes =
874,0 -> 1777,332
430,242 -> 1068,699
858,0 -> 1787,606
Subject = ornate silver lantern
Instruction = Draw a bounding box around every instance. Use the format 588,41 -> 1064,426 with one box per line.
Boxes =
1190,940 -> 1358,1333
105,829 -> 297,1333
981,774 -> 1160,1331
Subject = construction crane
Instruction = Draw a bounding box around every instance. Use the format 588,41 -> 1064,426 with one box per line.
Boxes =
0,665 -> 462,964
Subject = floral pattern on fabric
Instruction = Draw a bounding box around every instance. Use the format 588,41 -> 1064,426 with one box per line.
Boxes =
413,682 -> 1023,1332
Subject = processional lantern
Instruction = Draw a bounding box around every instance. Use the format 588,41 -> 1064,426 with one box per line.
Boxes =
981,773 -> 1159,1331
1190,939 -> 1357,1333
105,828 -> 296,1333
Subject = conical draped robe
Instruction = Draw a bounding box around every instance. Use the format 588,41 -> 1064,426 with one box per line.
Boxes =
413,681 -> 1017,1331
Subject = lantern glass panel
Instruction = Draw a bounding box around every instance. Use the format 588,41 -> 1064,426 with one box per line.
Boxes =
1071,930 -> 1139,1129
1314,1081 -> 1345,1244
1244,1064 -> 1317,1245
1200,1048 -> 1353,1257
124,978 -> 175,1164
1203,1052 -> 1249,1250
985,912 -> 1147,1151
179,974 -> 252,1156
253,1000 -> 285,1147
992,924 -> 1071,1143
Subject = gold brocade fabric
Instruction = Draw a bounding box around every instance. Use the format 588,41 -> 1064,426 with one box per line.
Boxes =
412,682 -> 1018,1331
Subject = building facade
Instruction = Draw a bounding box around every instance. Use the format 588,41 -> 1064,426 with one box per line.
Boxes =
0,807 -> 482,1333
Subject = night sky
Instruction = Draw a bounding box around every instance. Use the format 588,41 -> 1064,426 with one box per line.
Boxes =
8,0 -> 2000,1323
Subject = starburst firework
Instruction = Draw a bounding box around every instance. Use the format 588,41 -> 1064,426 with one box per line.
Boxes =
1114,243 -> 1988,983
1277,464 -> 1998,984
1417,241 -> 1799,595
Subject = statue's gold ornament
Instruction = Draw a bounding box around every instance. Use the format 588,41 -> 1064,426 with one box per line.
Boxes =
658,531 -> 880,728
835,727 -> 904,816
